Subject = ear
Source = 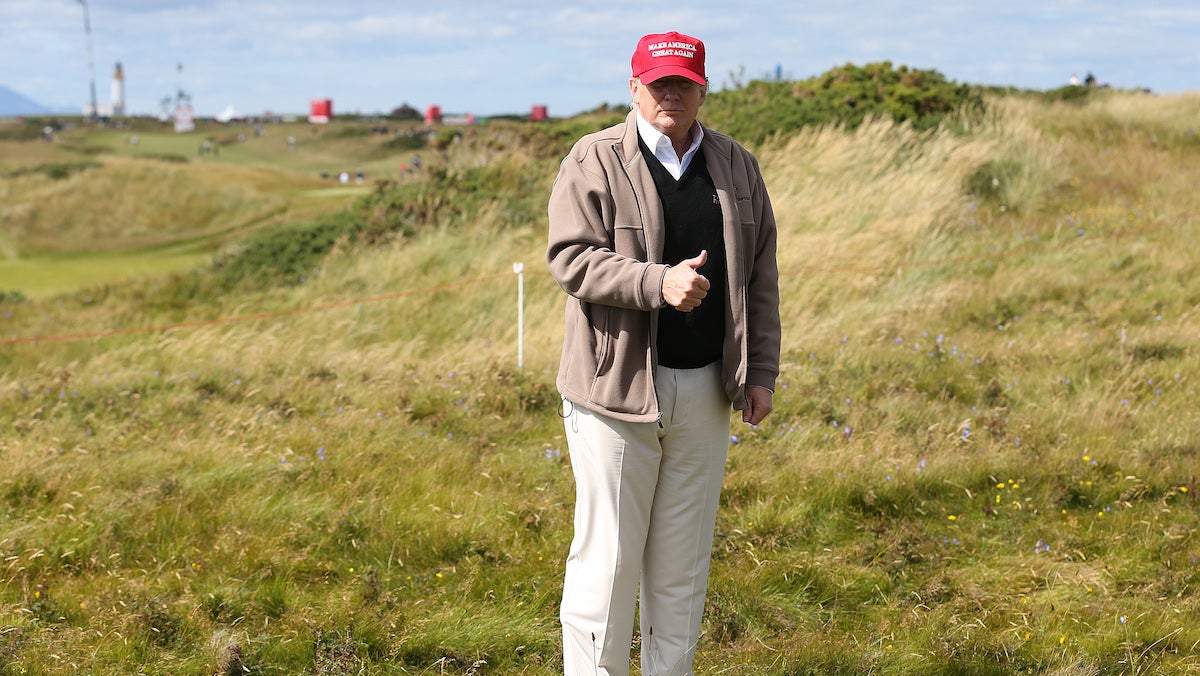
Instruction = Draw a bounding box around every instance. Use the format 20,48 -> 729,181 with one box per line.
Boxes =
628,77 -> 640,103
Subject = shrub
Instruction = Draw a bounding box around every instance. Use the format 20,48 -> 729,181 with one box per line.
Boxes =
211,211 -> 366,288
140,153 -> 190,164
704,61 -> 985,144
383,132 -> 427,151
0,289 -> 28,304
5,160 -> 100,180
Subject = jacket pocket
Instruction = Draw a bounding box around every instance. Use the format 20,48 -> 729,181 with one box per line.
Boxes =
586,303 -> 614,377
613,223 -> 648,259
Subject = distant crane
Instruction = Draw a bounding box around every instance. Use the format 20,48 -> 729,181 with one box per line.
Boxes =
77,0 -> 98,122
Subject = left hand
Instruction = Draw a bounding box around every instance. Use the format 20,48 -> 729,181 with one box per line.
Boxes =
742,386 -> 773,426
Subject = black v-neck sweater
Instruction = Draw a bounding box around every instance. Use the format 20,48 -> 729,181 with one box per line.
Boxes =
639,139 -> 727,369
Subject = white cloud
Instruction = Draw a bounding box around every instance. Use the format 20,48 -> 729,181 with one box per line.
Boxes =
3,0 -> 1197,117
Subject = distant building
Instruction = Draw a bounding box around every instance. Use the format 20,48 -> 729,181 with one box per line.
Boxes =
82,61 -> 125,118
111,62 -> 125,117
530,104 -> 548,122
309,98 -> 333,124
425,105 -> 442,124
174,99 -> 194,133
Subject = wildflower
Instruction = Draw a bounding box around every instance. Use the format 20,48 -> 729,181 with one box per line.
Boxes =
729,435 -> 739,445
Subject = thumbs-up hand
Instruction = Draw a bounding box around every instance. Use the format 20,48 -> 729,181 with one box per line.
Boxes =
661,250 -> 710,312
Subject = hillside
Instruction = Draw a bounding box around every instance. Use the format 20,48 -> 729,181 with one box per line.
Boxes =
0,86 -> 53,117
2,71 -> 1200,674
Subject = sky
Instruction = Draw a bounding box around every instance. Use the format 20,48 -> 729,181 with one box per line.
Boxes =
2,0 -> 1199,118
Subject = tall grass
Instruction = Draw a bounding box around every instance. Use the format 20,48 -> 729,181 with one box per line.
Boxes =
2,91 -> 1200,674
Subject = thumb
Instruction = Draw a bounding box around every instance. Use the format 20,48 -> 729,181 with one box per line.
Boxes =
684,250 -> 708,269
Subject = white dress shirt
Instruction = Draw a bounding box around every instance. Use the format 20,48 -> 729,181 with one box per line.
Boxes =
635,112 -> 705,180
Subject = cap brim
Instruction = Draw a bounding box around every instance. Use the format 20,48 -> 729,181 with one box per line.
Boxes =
637,65 -> 706,86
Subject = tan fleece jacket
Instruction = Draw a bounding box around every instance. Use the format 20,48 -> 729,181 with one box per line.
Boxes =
546,111 -> 780,423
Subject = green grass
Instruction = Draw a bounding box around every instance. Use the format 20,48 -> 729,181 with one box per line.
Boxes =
0,250 -> 211,299
2,88 -> 1200,674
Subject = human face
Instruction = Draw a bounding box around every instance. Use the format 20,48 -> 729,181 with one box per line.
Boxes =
629,75 -> 707,145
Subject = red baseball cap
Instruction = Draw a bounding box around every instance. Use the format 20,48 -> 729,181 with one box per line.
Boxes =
631,31 -> 706,85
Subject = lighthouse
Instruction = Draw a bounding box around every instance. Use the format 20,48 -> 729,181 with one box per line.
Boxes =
111,62 -> 125,117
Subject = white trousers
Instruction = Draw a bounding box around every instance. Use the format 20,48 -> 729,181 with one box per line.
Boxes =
561,363 -> 731,676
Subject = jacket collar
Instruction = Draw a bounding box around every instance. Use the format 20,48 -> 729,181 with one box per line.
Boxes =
619,109 -> 731,165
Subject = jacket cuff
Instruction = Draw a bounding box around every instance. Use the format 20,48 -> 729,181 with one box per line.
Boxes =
745,368 -> 777,393
643,263 -> 670,309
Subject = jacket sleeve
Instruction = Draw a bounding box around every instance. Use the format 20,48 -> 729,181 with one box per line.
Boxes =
546,149 -> 669,311
745,155 -> 782,392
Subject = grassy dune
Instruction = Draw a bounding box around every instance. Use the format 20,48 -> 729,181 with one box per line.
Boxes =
2,90 -> 1200,674
0,118 -> 442,297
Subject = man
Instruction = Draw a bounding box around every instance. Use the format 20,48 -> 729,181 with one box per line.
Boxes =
546,30 -> 781,676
